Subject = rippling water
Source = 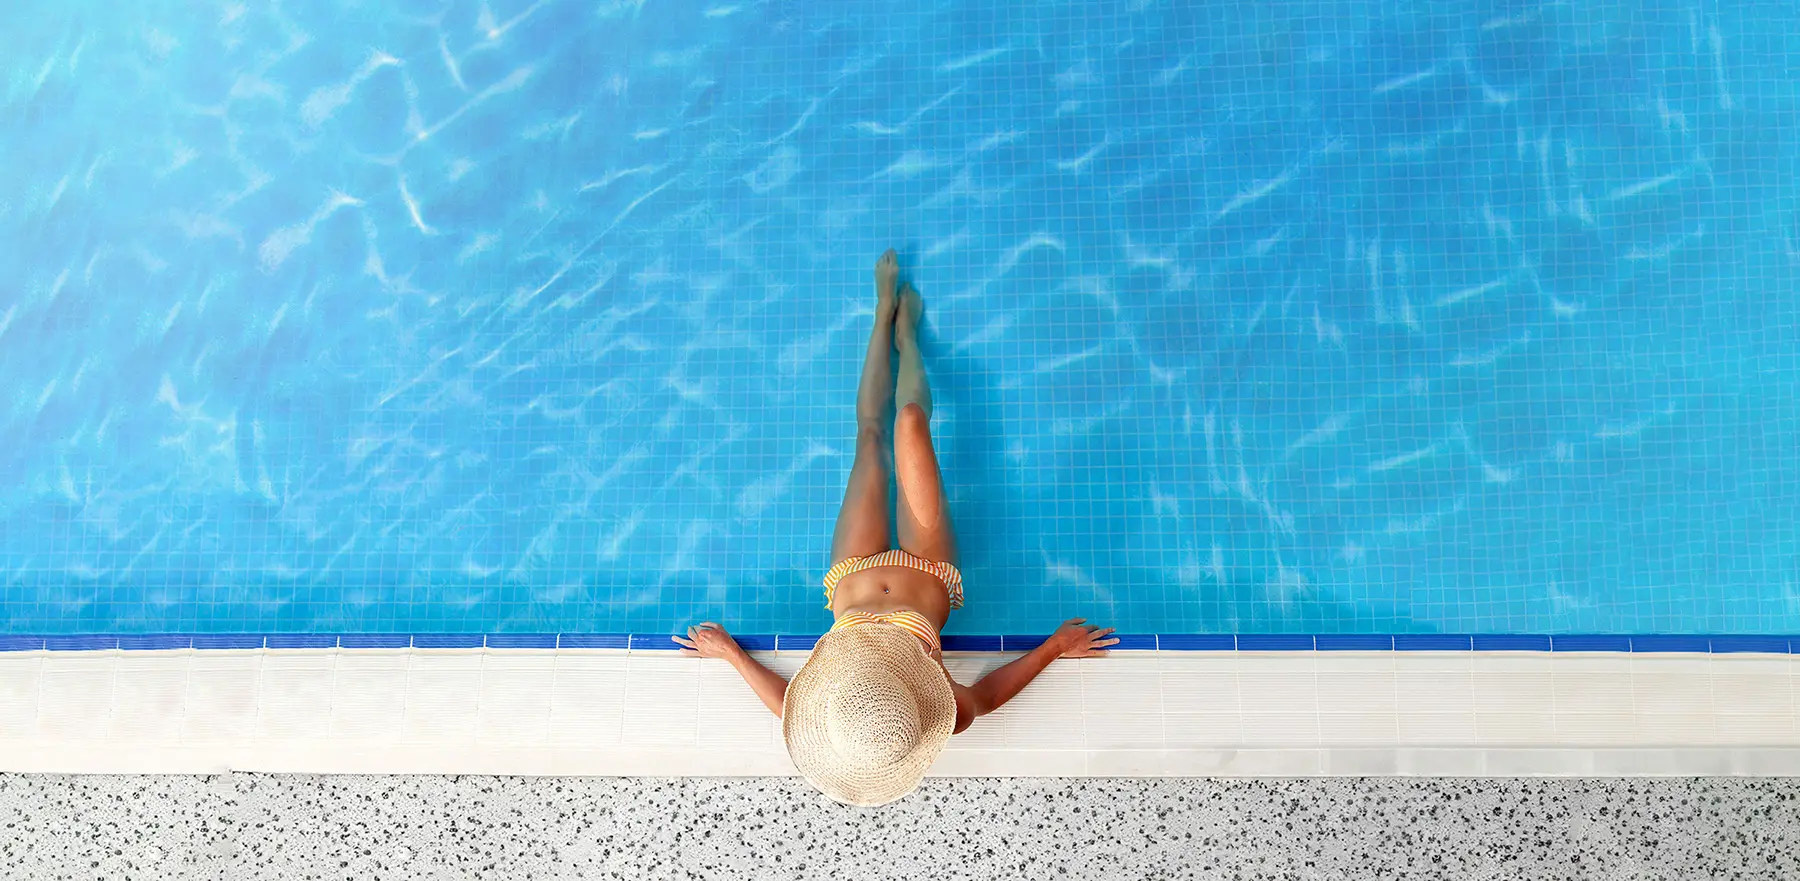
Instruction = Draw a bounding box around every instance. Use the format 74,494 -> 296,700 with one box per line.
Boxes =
2,0 -> 1796,635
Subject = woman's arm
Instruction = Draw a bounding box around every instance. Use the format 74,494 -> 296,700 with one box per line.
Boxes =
674,622 -> 788,717
726,646 -> 789,717
965,618 -> 1117,718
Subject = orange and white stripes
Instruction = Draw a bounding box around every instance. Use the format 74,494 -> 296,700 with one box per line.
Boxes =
822,549 -> 965,609
827,610 -> 943,655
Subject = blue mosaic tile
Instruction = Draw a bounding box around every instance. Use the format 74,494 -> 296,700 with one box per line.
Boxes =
558,634 -> 629,649
1316,635 -> 1394,651
117,635 -> 192,651
1157,635 -> 1236,651
1551,635 -> 1633,653
1237,635 -> 1315,651
45,636 -> 117,651
777,635 -> 821,652
1708,636 -> 1791,654
1631,635 -> 1711,653
484,634 -> 558,649
0,637 -> 45,652
732,634 -> 778,652
1472,635 -> 1553,652
411,634 -> 484,649
192,635 -> 264,650
629,634 -> 680,651
1001,635 -> 1050,652
940,635 -> 1004,652
1394,635 -> 1472,652
338,635 -> 411,649
265,635 -> 338,649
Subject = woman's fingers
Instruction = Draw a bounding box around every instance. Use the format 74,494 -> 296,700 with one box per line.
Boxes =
672,635 -> 695,648
1098,637 -> 1121,647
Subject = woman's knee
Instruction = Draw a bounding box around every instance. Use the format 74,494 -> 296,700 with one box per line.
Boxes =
896,401 -> 930,435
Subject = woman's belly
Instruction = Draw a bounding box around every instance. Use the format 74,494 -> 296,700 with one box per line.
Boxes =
829,565 -> 952,629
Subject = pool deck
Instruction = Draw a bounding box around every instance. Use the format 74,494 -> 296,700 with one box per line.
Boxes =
3,644 -> 1797,776
2,775 -> 1797,879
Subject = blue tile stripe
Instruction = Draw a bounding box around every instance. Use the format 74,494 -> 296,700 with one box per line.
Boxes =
412,634 -> 485,649
940,635 -> 1003,652
192,635 -> 264,650
1630,635 -> 1711,653
484,634 -> 558,649
1157,634 -> 1236,651
1394,634 -> 1473,651
559,634 -> 629,649
338,635 -> 410,649
1317,635 -> 1393,651
117,635 -> 192,651
1000,634 -> 1050,652
776,634 -> 820,652
1472,634 -> 1552,652
5,634 -> 1797,654
731,634 -> 777,652
1238,634 -> 1315,651
1552,635 -> 1633,652
1710,635 -> 1791,654
46,636 -> 118,651
266,635 -> 338,649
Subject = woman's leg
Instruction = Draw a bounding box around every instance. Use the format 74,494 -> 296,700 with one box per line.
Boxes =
893,282 -> 958,565
828,250 -> 900,565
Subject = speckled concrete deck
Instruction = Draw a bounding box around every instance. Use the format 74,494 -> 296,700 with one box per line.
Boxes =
3,775 -> 1796,879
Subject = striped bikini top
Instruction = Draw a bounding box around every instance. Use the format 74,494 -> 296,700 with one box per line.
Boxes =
828,610 -> 942,655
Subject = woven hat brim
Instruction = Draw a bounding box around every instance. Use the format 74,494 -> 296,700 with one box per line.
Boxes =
782,626 -> 955,807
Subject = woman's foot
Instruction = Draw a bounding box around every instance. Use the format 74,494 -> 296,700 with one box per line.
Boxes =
875,249 -> 899,323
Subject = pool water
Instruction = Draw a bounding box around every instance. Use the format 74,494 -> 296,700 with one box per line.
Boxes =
1,0 -> 1796,638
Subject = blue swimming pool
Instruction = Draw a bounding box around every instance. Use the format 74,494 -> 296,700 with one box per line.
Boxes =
2,0 -> 1796,639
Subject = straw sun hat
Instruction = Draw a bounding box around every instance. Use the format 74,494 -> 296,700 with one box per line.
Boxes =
782,623 -> 955,807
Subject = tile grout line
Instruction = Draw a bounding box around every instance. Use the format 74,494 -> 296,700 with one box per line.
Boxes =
1548,646 -> 1563,748
1625,651 -> 1640,748
29,649 -> 46,740
547,647 -> 565,752
247,647 -> 267,750
1231,650 -> 1245,751
398,647 -> 415,748
473,647 -> 489,751
323,648 -> 340,749
103,649 -> 120,748
1702,651 -> 1719,747
1077,655 -> 1090,773
1311,650 -> 1322,750
1464,650 -> 1477,749
693,649 -> 705,749
616,647 -> 631,746
1152,642 -> 1168,752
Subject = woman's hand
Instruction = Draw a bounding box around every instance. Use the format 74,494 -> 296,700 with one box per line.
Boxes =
672,622 -> 743,659
1051,618 -> 1119,658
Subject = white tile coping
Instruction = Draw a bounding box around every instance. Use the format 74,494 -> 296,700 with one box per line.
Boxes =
1,648 -> 1796,776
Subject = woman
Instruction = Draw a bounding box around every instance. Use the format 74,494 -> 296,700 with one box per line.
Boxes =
676,249 -> 1118,807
